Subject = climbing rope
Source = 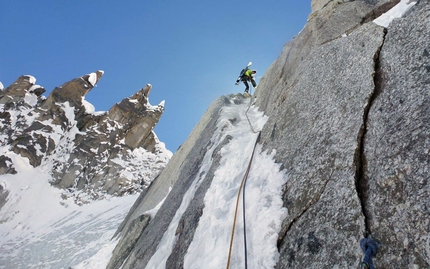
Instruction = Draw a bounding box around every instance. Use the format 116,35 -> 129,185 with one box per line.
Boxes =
242,168 -> 249,268
226,91 -> 261,269
242,88 -> 259,266
226,85 -> 262,269
245,87 -> 259,134
225,132 -> 261,269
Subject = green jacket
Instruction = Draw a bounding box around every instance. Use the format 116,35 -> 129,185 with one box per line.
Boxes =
244,69 -> 253,77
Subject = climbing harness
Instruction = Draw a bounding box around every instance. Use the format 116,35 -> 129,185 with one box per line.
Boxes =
226,88 -> 262,269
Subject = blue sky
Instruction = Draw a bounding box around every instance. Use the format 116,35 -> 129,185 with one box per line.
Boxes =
1,1 -> 310,152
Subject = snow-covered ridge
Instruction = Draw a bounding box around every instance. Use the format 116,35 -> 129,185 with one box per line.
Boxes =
0,71 -> 170,201
0,71 -> 171,268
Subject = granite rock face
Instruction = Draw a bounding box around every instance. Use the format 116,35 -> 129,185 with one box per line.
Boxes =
107,1 -> 429,268
259,21 -> 386,268
363,3 -> 430,267
257,1 -> 429,268
257,0 -> 399,116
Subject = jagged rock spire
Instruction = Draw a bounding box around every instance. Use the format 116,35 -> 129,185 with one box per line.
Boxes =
43,70 -> 103,106
0,71 -> 170,202
105,84 -> 164,150
0,75 -> 46,107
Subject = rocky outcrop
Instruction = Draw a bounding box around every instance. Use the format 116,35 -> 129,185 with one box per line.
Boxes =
1,71 -> 105,167
0,72 -> 170,202
257,0 -> 400,116
0,183 -> 8,212
107,0 -> 429,268
39,70 -> 104,129
0,156 -> 16,175
0,75 -> 49,168
104,84 -> 162,150
0,75 -> 45,108
49,83 -> 167,200
310,0 -> 400,17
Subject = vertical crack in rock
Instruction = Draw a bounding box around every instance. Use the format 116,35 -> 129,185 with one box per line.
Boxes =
355,28 -> 387,236
277,170 -> 333,249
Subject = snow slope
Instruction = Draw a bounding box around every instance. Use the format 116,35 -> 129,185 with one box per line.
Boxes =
181,99 -> 288,268
0,151 -> 139,269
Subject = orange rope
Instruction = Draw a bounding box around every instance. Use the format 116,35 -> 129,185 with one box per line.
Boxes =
225,132 -> 261,269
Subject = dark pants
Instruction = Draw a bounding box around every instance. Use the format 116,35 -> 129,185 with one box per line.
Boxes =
241,77 -> 257,93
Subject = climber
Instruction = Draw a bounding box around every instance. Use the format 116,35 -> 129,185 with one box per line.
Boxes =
236,69 -> 257,94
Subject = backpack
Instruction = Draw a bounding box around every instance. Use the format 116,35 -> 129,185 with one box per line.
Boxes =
239,67 -> 249,78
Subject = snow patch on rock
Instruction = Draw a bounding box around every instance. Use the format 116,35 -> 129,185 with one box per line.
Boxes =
374,0 -> 417,27
88,72 -> 98,86
82,96 -> 95,114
